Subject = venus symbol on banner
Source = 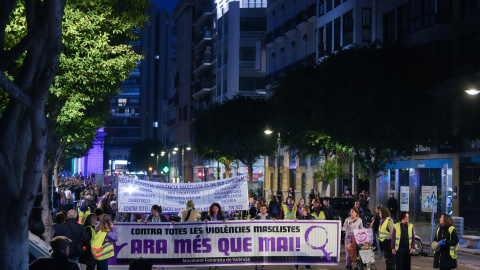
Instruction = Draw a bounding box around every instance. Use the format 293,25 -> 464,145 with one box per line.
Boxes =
304,226 -> 332,260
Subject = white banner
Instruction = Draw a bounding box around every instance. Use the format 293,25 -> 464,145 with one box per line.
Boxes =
117,175 -> 249,213
108,220 -> 341,267
353,228 -> 374,245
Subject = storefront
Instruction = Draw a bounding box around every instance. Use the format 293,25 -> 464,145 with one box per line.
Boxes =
383,158 -> 452,222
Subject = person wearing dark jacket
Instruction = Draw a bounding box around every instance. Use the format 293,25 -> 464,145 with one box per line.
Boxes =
145,205 -> 169,223
267,195 -> 281,219
205,202 -> 226,222
53,209 -> 90,263
434,214 -> 458,270
30,236 -> 80,270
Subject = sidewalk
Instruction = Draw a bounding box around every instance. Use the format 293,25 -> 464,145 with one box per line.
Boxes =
413,221 -> 480,256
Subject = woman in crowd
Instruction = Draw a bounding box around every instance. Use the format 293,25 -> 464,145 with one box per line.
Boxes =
433,214 -> 458,270
267,195 -> 281,219
369,204 -> 383,258
309,198 -> 329,220
392,211 -> 415,270
378,207 -> 394,270
296,198 -> 307,218
251,204 -> 272,270
82,214 -> 96,270
179,200 -> 202,222
205,202 -> 226,222
145,205 -> 169,223
295,207 -> 314,270
93,214 -> 118,270
342,208 -> 364,270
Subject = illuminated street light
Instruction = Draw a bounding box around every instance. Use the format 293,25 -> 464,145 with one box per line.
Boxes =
265,128 -> 282,202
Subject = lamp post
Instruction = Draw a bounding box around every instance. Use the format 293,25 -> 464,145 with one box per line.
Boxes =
150,153 -> 159,173
265,129 -> 282,202
181,145 -> 192,183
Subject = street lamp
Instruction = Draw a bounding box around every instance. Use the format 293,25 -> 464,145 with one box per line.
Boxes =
150,152 -> 158,173
265,128 -> 282,202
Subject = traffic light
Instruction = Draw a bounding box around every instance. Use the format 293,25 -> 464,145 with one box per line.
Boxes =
162,166 -> 169,174
197,170 -> 203,179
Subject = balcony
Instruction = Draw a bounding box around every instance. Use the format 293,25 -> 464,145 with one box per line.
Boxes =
194,4 -> 215,27
273,25 -> 285,39
285,18 -> 297,36
194,26 -> 213,47
307,3 -> 317,20
193,80 -> 214,98
266,31 -> 275,44
194,53 -> 213,74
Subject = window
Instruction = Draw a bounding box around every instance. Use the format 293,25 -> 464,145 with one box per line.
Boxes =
326,22 -> 332,53
117,98 -> 127,106
334,0 -> 341,8
319,0 -> 325,16
318,27 -> 325,57
326,0 -> 332,13
397,4 -> 409,43
409,0 -> 435,32
303,34 -> 308,57
383,10 -> 395,45
334,17 -> 341,50
461,0 -> 478,18
343,10 -> 353,46
240,17 -> 267,31
362,8 -> 372,42
240,47 -> 256,61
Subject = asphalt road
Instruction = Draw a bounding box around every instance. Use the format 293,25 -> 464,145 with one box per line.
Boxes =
112,247 -> 480,270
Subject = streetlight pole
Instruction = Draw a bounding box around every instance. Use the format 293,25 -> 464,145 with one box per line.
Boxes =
265,128 -> 283,202
276,132 -> 282,202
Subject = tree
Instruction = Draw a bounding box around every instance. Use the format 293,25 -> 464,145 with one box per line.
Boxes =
0,1 -> 66,268
193,96 -> 277,187
271,44 -> 446,212
0,0 -> 149,267
313,156 -> 346,197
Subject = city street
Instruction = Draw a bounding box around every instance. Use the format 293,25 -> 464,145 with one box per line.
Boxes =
112,248 -> 480,270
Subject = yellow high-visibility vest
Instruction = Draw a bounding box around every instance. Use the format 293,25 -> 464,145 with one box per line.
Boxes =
282,204 -> 297,220
436,226 -> 457,259
379,217 -> 393,242
77,207 -> 91,225
311,209 -> 326,220
91,230 -> 114,260
394,222 -> 413,251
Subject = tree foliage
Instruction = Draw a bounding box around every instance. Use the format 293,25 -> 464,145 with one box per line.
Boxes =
193,96 -> 277,185
0,0 -> 149,267
271,44 -> 447,211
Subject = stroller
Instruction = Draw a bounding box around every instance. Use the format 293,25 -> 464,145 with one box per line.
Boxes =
354,229 -> 376,270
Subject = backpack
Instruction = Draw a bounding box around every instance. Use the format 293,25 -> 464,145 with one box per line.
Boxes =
271,204 -> 279,215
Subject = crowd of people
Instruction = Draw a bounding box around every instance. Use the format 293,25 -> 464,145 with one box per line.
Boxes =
30,177 -> 459,270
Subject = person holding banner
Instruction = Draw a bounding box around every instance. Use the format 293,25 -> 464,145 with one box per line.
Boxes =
205,202 -> 226,222
378,207 -> 394,270
433,214 -> 458,270
282,196 -> 298,220
145,205 -> 169,223
297,198 -> 307,218
179,200 -> 201,222
267,195 -> 281,219
343,208 -> 364,270
252,204 -> 275,220
391,211 -> 415,270
310,198 -> 329,220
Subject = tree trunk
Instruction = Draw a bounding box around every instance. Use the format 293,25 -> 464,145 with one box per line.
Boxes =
0,1 -> 66,267
248,163 -> 254,190
320,181 -> 328,197
41,163 -> 53,241
369,169 -> 378,214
